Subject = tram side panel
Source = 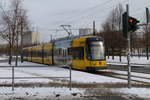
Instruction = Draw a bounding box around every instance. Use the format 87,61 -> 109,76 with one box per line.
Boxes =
30,45 -> 43,64
43,43 -> 53,65
53,39 -> 72,67
71,38 -> 86,70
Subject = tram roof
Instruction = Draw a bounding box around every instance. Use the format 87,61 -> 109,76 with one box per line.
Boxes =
52,35 -> 103,42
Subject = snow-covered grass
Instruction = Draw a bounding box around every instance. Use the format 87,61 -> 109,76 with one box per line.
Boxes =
107,56 -> 150,65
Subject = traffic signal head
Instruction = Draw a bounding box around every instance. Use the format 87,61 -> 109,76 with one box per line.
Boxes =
122,12 -> 140,39
128,17 -> 140,32
122,12 -> 128,39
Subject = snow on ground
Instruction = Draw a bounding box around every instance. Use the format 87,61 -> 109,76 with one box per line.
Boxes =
110,70 -> 150,79
106,56 -> 150,99
0,56 -> 8,60
0,61 -> 127,99
0,67 -> 52,84
0,87 -> 83,99
0,61 -> 126,84
0,61 -> 45,66
106,56 -> 150,65
0,61 -> 150,99
111,88 -> 150,99
106,70 -> 150,83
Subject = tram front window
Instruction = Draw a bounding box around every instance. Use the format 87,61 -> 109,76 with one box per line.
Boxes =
88,41 -> 105,60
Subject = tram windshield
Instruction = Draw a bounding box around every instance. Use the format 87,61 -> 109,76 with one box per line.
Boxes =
87,41 -> 105,60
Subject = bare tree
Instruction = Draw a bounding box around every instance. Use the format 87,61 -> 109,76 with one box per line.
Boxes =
100,4 -> 125,60
102,4 -> 124,32
142,23 -> 150,59
0,0 -> 30,65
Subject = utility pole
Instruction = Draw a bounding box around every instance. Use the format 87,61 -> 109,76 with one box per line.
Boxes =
50,34 -> 53,42
60,24 -> 72,90
21,16 -> 23,63
93,21 -> 96,35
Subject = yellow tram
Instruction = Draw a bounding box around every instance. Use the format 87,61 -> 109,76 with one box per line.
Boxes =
22,35 -> 107,71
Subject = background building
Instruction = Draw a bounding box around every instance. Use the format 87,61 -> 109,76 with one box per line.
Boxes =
79,28 -> 92,36
22,31 -> 40,45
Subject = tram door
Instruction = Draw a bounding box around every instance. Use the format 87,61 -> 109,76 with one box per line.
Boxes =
71,47 -> 85,70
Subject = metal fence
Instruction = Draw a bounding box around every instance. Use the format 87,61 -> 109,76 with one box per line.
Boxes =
0,64 -> 72,91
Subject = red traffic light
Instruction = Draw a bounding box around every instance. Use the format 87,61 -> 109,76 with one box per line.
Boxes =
128,17 -> 139,23
128,19 -> 133,23
128,19 -> 136,23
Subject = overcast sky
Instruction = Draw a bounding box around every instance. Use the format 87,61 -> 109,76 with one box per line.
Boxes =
1,0 -> 150,42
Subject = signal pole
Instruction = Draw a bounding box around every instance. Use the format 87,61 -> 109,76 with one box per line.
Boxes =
126,4 -> 131,88
123,5 -> 140,89
146,7 -> 149,60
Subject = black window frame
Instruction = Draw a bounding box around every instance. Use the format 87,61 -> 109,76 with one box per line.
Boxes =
69,47 -> 84,60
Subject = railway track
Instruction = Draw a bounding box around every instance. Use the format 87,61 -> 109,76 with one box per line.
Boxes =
90,63 -> 150,85
108,63 -> 150,74
95,70 -> 150,85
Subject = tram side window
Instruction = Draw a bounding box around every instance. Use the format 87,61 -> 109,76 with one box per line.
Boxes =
26,50 -> 28,58
34,51 -> 38,57
69,47 -> 84,60
46,49 -> 52,57
32,50 -> 36,57
38,51 -> 42,57
43,49 -> 51,58
32,50 -> 35,57
43,51 -> 47,57
29,49 -> 32,57
23,49 -> 28,58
